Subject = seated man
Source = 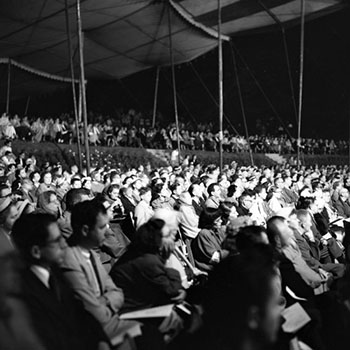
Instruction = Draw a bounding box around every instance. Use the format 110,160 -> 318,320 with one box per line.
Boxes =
61,199 -> 139,345
12,213 -> 105,350
296,209 -> 345,279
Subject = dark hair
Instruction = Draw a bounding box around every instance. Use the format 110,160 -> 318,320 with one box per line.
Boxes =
227,184 -> 237,198
296,196 -> 315,210
139,186 -> 151,197
255,184 -> 267,195
107,184 -> 120,196
198,208 -> 222,229
40,171 -> 51,183
70,177 -> 81,186
188,182 -> 200,197
207,183 -> 219,196
202,245 -> 278,349
70,199 -> 107,244
65,188 -> 90,212
29,171 -> 40,182
239,190 -> 254,204
133,218 -> 165,254
12,213 -> 57,262
236,225 -> 268,252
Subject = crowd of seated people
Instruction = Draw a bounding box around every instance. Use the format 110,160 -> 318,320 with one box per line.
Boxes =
1,137 -> 350,349
0,111 -> 349,155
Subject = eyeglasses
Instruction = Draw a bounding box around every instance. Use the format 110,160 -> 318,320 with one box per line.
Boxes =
45,235 -> 64,247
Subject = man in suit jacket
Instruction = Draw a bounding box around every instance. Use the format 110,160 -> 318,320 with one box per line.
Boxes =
296,210 -> 345,279
12,212 -> 105,350
62,199 -> 140,345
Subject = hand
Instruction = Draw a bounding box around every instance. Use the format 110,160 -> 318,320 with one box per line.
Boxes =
171,289 -> 186,303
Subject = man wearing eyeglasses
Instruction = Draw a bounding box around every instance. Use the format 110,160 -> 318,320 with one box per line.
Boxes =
12,212 -> 105,350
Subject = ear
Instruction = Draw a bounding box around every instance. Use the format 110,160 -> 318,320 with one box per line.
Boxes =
81,224 -> 89,238
31,245 -> 41,260
247,305 -> 260,331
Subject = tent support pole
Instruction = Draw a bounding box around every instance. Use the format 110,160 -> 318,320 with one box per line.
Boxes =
152,67 -> 160,129
167,2 -> 181,165
65,0 -> 83,171
76,0 -> 90,174
297,0 -> 306,170
230,42 -> 254,166
258,0 -> 298,125
218,0 -> 223,172
24,96 -> 30,115
6,59 -> 11,115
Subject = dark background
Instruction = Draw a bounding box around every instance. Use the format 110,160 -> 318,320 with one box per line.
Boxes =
2,6 -> 350,140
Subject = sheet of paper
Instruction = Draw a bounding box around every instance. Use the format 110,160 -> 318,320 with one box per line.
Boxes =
120,304 -> 174,320
282,302 -> 311,333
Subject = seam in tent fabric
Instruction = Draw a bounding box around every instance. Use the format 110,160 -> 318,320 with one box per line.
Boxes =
0,0 -> 89,42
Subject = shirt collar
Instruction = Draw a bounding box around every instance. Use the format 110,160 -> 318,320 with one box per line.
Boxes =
31,265 -> 50,288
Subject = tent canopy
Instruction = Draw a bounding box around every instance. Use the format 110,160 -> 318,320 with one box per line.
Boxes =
0,0 -> 346,104
0,0 -> 345,81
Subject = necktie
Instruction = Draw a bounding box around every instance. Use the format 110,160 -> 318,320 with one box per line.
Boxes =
48,274 -> 61,302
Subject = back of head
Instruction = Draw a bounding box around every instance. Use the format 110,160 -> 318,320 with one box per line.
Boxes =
296,196 -> 315,210
198,207 -> 222,229
203,245 -> 279,349
133,218 -> 165,254
65,188 -> 90,212
236,225 -> 268,253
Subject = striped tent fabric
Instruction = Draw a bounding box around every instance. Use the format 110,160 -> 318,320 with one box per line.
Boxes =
175,0 -> 345,35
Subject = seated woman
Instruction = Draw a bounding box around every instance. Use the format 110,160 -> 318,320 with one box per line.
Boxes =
191,208 -> 229,272
110,218 -> 185,313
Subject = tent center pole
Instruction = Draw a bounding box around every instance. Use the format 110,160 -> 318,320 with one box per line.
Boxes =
76,0 -> 90,174
297,0 -> 306,170
218,0 -> 223,172
65,0 -> 83,172
167,2 -> 181,165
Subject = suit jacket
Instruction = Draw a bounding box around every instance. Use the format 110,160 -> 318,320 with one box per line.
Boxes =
293,229 -> 322,271
192,198 -> 204,217
278,253 -> 315,306
20,267 -> 104,350
333,197 -> 350,218
204,196 -> 220,209
61,246 -> 124,339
